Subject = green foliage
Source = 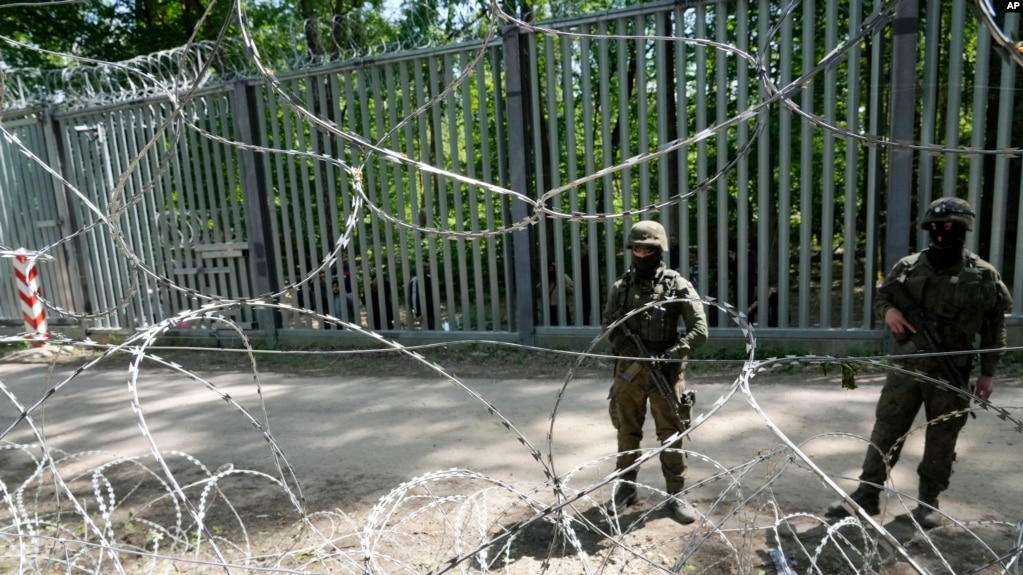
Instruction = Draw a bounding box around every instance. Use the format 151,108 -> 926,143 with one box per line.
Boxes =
0,0 -> 395,69
997,350 -> 1023,378
0,342 -> 29,357
0,0 -> 235,68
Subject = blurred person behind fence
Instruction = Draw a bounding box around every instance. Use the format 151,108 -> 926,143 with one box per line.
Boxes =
538,260 -> 574,326
407,261 -> 437,330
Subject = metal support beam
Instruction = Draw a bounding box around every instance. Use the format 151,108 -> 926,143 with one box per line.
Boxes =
884,0 -> 919,273
233,81 -> 280,338
503,26 -> 536,345
44,108 -> 93,320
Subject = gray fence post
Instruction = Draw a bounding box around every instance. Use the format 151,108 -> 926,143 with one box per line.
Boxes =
232,81 -> 280,338
44,107 -> 92,321
885,1 -> 918,272
503,26 -> 536,345
882,0 -> 919,350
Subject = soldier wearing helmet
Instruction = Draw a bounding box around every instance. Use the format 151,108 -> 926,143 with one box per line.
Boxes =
826,197 -> 1012,528
601,220 -> 708,524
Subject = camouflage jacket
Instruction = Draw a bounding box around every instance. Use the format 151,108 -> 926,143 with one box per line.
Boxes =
601,262 -> 708,354
875,248 -> 1012,376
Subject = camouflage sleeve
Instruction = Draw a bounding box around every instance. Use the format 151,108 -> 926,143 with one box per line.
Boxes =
675,276 -> 709,351
874,256 -> 914,320
979,270 -> 1012,376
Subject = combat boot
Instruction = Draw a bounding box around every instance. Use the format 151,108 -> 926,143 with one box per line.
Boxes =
911,499 -> 942,529
825,487 -> 880,519
667,494 -> 698,525
603,484 -> 638,514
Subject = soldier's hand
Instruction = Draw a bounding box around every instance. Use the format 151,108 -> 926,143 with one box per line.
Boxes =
664,343 -> 691,361
884,308 -> 916,337
974,375 -> 994,402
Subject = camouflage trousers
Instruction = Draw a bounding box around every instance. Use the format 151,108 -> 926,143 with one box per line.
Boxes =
607,361 -> 690,493
859,366 -> 972,500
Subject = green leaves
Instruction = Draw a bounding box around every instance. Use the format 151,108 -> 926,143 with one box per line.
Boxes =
822,361 -> 858,390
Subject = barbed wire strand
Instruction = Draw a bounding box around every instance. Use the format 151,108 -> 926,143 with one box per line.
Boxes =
1,0 -> 1022,573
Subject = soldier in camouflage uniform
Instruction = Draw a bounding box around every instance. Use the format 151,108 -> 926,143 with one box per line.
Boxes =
826,197 -> 1012,528
601,220 -> 709,524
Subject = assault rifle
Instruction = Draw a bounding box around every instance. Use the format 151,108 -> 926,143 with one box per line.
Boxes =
617,327 -> 696,429
891,281 -> 970,391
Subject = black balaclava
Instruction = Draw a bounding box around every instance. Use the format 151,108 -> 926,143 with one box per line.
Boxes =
633,249 -> 662,280
925,222 -> 967,269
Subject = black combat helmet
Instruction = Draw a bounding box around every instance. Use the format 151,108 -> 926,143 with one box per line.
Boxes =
919,197 -> 975,231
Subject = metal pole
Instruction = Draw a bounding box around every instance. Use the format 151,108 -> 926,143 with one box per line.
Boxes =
503,26 -> 536,345
233,81 -> 280,339
884,0 -> 919,273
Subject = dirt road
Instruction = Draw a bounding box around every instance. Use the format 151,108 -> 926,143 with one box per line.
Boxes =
1,352 -> 1021,573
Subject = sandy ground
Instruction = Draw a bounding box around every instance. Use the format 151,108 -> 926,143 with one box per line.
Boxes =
1,351 -> 1021,573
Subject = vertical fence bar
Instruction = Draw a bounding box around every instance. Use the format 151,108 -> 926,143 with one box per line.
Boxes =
411,58 -> 434,330
264,88 -> 295,323
617,17 -> 633,265
233,81 -> 279,335
987,13 -> 1019,272
491,45 -> 514,331
694,5 -> 709,303
842,0 -> 864,328
820,0 -> 837,329
399,61 -> 420,330
862,0 -> 886,328
445,53 -> 469,331
885,0 -> 919,273
578,31 -> 598,327
756,0 -> 772,328
43,108 -> 88,323
537,34 -> 556,327
777,6 -> 793,328
714,4 -> 729,326
460,50 -> 485,331
676,5 -> 693,296
941,1 -> 967,199
735,0 -> 751,321
635,14 -> 651,214
917,0 -> 942,216
558,32 -> 576,327
429,57 -> 452,330
598,20 -> 618,304
503,25 -> 536,342
377,63 -> 401,332
798,0 -> 814,328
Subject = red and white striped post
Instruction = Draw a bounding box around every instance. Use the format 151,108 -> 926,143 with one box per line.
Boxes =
13,251 -> 49,346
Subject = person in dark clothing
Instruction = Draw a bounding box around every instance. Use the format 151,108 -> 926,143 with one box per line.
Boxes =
538,261 -> 574,326
578,243 -> 597,325
329,263 -> 357,328
824,198 -> 1012,529
366,274 -> 395,330
407,262 -> 437,330
668,234 -> 681,272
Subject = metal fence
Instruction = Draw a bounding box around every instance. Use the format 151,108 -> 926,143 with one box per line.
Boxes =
1,0 -> 1021,350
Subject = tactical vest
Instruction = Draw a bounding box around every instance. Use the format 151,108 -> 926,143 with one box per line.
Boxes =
613,268 -> 684,353
884,250 -> 997,356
